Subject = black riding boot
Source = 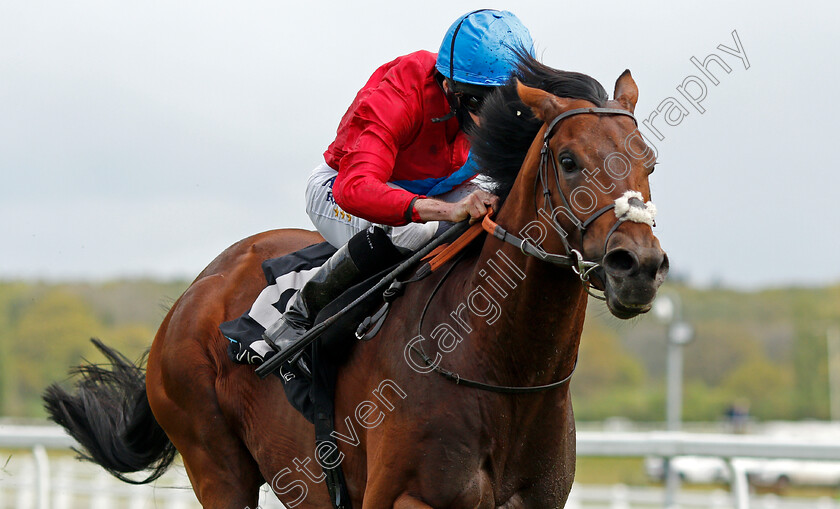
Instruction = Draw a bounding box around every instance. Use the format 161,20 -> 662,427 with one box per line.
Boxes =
263,226 -> 404,353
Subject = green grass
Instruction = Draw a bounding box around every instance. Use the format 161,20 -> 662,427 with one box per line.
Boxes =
574,457 -> 651,485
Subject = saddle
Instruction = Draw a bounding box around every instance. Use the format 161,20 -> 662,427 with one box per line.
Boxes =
219,220 -> 482,509
219,241 -> 388,417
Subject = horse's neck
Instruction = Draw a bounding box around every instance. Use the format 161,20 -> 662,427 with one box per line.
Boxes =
461,209 -> 587,388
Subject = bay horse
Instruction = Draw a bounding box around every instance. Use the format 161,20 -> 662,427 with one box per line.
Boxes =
45,55 -> 667,509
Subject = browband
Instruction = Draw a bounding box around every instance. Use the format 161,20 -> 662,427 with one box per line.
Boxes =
544,107 -> 637,141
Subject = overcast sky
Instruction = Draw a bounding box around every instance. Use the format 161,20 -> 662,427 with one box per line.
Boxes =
1,1 -> 838,289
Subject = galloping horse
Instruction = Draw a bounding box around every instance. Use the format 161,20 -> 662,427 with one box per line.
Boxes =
45,55 -> 667,509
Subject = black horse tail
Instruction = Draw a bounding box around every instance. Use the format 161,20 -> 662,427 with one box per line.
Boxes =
43,338 -> 177,484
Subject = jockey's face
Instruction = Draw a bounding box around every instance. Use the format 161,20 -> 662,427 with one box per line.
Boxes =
442,80 -> 487,127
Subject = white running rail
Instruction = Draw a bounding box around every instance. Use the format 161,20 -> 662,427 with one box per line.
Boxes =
3,425 -> 840,508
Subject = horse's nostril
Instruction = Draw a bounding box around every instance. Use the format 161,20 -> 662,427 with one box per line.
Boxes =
603,249 -> 639,276
659,253 -> 670,278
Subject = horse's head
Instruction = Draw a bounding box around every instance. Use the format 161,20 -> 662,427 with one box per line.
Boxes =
511,72 -> 668,318
473,58 -> 668,319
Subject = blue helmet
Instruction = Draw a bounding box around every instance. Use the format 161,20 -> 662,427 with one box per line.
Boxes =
435,10 -> 534,87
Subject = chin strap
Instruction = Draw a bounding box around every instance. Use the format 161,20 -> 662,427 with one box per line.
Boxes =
431,110 -> 457,123
431,80 -> 459,123
432,110 -> 456,124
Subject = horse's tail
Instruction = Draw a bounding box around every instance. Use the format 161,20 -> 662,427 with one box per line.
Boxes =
43,338 -> 177,484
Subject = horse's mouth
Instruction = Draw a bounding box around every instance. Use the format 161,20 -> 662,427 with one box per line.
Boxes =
606,297 -> 652,319
599,245 -> 667,319
590,269 -> 655,319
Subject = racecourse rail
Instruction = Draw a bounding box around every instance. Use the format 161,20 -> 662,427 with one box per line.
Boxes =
3,424 -> 840,509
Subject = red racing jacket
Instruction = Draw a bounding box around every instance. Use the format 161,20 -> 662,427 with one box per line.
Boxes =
324,50 -> 470,226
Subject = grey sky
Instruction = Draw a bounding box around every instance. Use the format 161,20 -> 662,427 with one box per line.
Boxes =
1,1 -> 838,288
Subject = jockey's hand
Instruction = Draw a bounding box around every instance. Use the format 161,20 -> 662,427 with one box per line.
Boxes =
414,191 -> 499,224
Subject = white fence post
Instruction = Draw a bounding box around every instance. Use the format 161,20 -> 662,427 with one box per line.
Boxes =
564,485 -> 581,509
758,493 -> 779,509
15,457 -> 34,509
52,458 -> 72,509
129,485 -> 153,509
611,483 -> 630,509
709,488 -> 730,508
728,458 -> 751,509
32,444 -> 49,509
259,484 -> 288,509
91,470 -> 115,509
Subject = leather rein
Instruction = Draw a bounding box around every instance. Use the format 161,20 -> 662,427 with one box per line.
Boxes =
409,106 -> 639,394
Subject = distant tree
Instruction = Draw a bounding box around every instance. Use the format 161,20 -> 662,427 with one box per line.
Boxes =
792,324 -> 829,419
104,323 -> 156,361
573,321 -> 649,420
682,321 -> 764,386
681,381 -> 732,421
720,358 -> 794,419
12,289 -> 102,416
0,283 -> 30,415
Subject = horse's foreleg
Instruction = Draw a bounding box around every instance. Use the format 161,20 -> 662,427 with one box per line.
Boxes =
364,483 -> 495,509
361,459 -> 496,509
393,494 -> 435,509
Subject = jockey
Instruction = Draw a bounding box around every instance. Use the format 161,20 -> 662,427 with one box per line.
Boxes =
232,10 -> 534,365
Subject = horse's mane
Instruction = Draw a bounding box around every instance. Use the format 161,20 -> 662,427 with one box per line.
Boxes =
471,52 -> 609,199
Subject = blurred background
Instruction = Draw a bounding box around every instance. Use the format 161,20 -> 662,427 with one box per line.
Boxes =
1,0 -> 839,507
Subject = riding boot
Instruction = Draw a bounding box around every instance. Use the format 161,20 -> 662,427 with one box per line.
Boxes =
263,243 -> 360,351
263,226 -> 404,355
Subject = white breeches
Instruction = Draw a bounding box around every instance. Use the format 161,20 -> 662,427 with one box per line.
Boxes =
304,162 -> 478,251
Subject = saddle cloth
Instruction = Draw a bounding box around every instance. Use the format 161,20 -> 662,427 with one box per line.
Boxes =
219,241 -> 393,423
219,241 -> 337,366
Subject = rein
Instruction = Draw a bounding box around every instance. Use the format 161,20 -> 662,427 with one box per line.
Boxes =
408,250 -> 579,394
481,214 -> 600,288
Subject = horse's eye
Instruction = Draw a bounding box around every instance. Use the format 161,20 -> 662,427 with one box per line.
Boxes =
559,155 -> 576,172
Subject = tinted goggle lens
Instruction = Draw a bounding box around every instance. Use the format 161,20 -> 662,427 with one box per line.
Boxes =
460,93 -> 485,114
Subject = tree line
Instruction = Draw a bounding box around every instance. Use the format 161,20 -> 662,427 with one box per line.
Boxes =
0,280 -> 838,422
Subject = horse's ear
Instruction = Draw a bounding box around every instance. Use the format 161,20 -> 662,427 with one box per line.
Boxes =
516,80 -> 570,121
614,69 -> 638,113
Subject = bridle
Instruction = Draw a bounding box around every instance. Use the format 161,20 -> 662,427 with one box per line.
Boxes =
409,106 -> 657,394
481,106 -> 643,299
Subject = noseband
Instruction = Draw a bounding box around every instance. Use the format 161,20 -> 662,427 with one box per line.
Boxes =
483,107 -> 657,298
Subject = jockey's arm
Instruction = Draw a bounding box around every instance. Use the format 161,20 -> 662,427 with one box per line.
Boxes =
331,54 -> 499,226
335,167 -> 499,225
331,107 -> 500,225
